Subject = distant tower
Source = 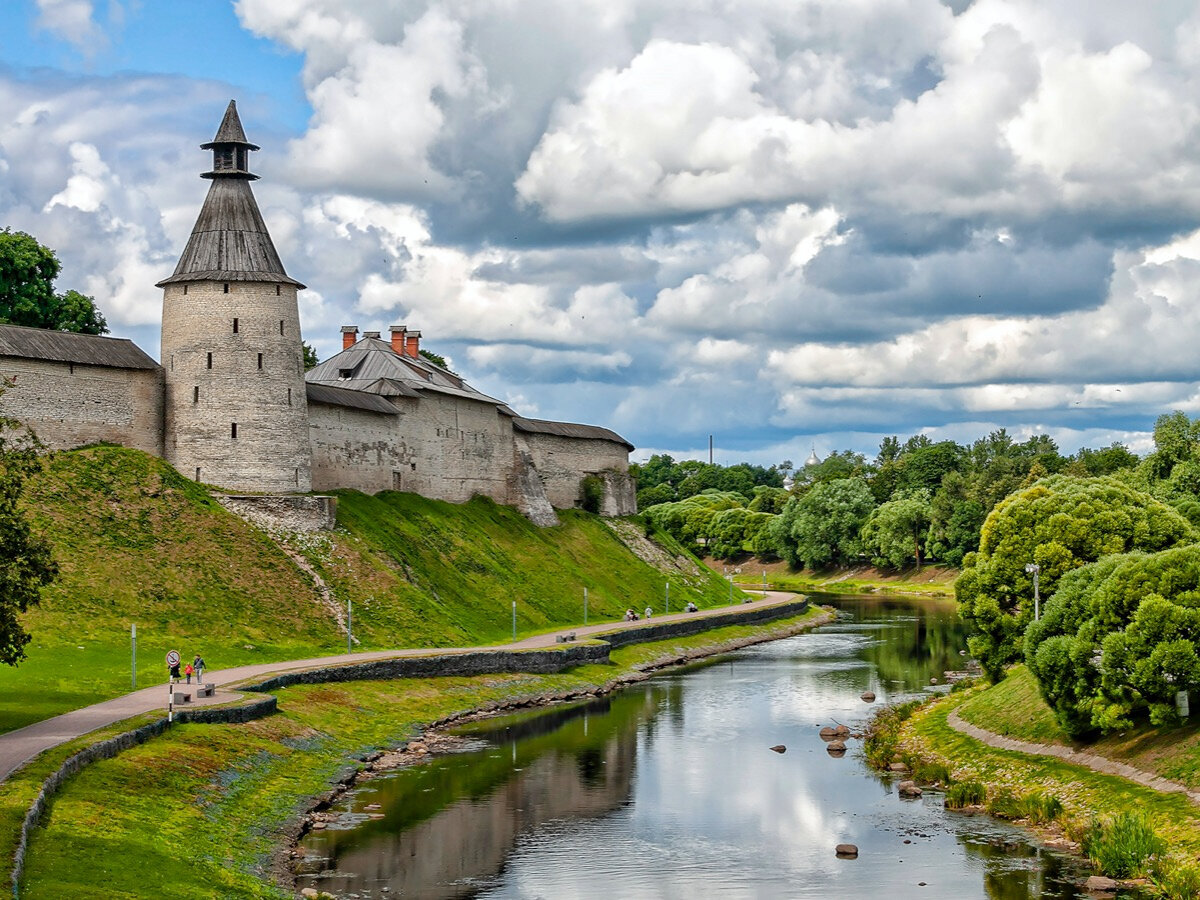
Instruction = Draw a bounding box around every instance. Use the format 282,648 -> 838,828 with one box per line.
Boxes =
158,100 -> 312,493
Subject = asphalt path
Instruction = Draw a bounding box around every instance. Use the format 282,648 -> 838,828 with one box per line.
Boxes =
0,590 -> 802,784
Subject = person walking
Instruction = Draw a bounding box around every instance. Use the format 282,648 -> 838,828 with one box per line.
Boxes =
193,654 -> 204,683
644,606 -> 653,619
184,662 -> 194,684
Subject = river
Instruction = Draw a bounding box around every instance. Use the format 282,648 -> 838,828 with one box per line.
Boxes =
293,595 -> 1135,899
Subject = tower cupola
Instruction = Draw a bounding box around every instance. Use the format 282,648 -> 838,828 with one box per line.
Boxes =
200,100 -> 260,180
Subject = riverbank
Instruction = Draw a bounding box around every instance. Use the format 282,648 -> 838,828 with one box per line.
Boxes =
722,560 -> 958,597
868,683 -> 1200,898
12,608 -> 832,899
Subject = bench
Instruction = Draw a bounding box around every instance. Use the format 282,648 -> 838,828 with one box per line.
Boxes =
555,632 -> 577,643
195,683 -> 215,698
171,692 -> 191,704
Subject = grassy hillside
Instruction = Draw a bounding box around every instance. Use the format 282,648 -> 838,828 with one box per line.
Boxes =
0,448 -> 733,732
286,489 -> 733,648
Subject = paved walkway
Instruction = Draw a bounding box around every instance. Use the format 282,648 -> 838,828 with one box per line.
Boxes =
0,591 -> 798,784
947,709 -> 1200,806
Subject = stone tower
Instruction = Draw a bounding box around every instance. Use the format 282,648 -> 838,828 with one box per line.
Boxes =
158,100 -> 312,493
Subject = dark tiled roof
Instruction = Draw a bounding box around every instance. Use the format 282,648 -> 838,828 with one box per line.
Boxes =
158,164 -> 302,287
306,338 -> 499,404
512,416 -> 634,450
306,381 -> 401,414
0,324 -> 159,370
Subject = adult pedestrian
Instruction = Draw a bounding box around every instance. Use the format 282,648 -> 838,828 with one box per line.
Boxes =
644,606 -> 653,619
193,654 -> 205,683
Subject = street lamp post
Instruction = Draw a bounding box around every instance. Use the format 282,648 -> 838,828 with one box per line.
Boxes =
1024,563 -> 1041,621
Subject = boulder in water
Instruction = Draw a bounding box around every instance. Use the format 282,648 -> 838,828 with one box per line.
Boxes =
861,691 -> 876,702
835,844 -> 859,858
770,745 -> 786,753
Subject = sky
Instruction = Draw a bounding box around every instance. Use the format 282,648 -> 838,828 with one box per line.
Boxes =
3,1 -> 1200,466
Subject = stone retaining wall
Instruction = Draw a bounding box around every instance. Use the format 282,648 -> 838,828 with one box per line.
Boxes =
10,696 -> 277,899
243,644 -> 610,693
598,598 -> 810,648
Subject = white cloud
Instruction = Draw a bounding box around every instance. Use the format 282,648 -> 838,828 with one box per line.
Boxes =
34,0 -> 106,52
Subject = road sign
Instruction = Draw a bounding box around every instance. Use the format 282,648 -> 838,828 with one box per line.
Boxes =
166,650 -> 180,668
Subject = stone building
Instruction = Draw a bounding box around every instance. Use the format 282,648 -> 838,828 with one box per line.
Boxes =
0,101 -> 636,521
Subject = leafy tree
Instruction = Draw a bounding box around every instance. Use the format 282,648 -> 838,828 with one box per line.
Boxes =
1064,442 -> 1138,478
926,471 -> 985,566
956,475 -> 1195,680
418,348 -> 453,372
896,441 -> 966,496
0,383 -> 58,665
0,230 -> 107,334
707,507 -> 775,559
769,477 -> 874,568
747,485 -> 789,514
636,482 -> 674,511
861,489 -> 933,570
792,450 -> 870,492
301,341 -> 319,370
1026,547 -> 1200,735
642,490 -> 746,551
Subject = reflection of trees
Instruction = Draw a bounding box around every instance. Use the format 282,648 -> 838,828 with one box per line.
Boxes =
301,686 -> 666,897
823,595 -> 970,688
958,834 -> 1086,900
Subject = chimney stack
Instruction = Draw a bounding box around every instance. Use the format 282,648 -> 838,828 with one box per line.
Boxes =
405,330 -> 421,359
362,331 -> 381,340
389,325 -> 407,355
340,325 -> 358,350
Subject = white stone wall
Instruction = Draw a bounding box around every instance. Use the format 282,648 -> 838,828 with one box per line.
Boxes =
0,356 -> 163,455
308,401 -> 409,494
161,281 -> 311,493
519,431 -> 637,514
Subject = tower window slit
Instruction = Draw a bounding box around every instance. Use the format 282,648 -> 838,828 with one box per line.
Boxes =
183,285 -> 188,295
279,319 -> 284,334
276,285 -> 281,296
233,318 -> 239,333
195,467 -> 201,481
206,352 -> 212,369
257,352 -> 263,370
193,386 -> 199,404
231,423 -> 238,439
223,283 -> 229,294
287,387 -> 292,406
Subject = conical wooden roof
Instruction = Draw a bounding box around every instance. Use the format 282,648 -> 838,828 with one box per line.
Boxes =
158,102 -> 303,288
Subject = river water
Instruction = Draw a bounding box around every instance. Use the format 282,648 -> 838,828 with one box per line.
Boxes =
294,596 -> 1130,899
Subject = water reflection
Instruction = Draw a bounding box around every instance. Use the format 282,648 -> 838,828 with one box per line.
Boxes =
297,596 -> 1129,899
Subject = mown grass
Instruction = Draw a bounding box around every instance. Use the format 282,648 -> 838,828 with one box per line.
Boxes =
3,448 -> 733,734
14,610 -> 827,899
956,664 -> 1200,790
893,689 -> 1200,890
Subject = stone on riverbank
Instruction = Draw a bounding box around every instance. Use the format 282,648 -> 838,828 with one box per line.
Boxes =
861,691 -> 876,702
897,780 -> 922,798
835,844 -> 859,857
1084,875 -> 1119,893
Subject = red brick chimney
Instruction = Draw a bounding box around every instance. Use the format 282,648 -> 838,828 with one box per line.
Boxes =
389,325 -> 407,355
405,330 -> 421,359
340,325 -> 358,350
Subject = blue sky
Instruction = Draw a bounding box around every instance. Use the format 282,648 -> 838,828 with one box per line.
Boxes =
4,0 -> 1200,465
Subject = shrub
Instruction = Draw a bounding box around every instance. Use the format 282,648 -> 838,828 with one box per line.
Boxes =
909,760 -> 951,786
580,475 -> 604,514
1151,857 -> 1200,900
1081,812 -> 1165,878
944,780 -> 986,809
862,699 -> 925,769
1018,791 -> 1063,824
985,787 -> 1023,819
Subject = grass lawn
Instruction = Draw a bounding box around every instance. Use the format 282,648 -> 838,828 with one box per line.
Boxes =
956,664 -> 1200,791
729,561 -> 958,597
12,610 -> 827,899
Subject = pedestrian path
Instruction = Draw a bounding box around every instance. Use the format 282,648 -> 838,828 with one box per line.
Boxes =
947,708 -> 1200,806
0,590 -> 798,784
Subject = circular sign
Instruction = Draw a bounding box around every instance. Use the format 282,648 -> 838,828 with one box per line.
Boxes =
166,650 -> 180,668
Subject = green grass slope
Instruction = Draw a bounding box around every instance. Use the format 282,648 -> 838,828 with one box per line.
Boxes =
290,489 -> 734,649
0,447 -> 341,732
1,448 -> 734,733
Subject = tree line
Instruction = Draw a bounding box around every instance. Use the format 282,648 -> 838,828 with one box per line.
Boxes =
633,429 -> 1139,567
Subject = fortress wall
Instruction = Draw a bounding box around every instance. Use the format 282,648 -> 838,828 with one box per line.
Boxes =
520,431 -> 637,514
308,402 -> 408,494
0,356 -> 163,455
402,392 -> 513,504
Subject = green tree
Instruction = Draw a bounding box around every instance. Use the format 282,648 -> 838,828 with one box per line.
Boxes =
1026,547 -> 1200,735
769,477 -> 874,568
418,348 -> 453,372
956,475 -> 1195,681
301,342 -> 319,370
0,230 -> 107,334
860,489 -> 933,570
0,383 -> 58,664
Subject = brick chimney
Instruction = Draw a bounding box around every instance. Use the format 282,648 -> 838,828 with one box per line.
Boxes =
362,331 -> 381,340
340,325 -> 358,350
389,325 -> 407,355
405,330 -> 421,359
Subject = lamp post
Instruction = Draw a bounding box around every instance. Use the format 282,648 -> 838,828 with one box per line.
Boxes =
1024,563 -> 1041,621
